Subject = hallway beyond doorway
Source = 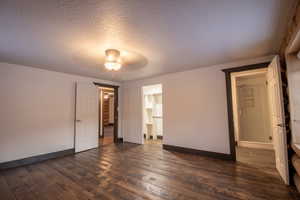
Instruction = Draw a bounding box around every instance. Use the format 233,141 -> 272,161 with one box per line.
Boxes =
99,126 -> 114,146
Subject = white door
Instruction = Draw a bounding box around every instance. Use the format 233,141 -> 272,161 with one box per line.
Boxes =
75,83 -> 99,153
267,56 -> 289,184
123,87 -> 143,144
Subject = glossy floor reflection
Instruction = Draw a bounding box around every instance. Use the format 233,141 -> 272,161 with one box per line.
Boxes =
0,143 -> 299,200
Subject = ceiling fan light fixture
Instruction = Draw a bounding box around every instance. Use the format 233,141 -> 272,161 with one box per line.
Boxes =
104,61 -> 121,71
104,49 -> 122,71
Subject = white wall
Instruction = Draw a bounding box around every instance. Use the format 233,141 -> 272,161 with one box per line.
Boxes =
143,84 -> 163,95
0,63 -> 121,163
122,56 -> 274,154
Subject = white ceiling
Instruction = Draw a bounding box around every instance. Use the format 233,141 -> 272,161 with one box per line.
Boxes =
0,0 -> 295,82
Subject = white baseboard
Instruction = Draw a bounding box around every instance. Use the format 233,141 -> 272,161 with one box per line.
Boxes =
238,141 -> 273,150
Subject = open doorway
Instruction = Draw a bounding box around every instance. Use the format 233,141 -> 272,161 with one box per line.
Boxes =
99,87 -> 114,146
223,56 -> 289,184
94,83 -> 119,146
74,82 -> 119,154
142,84 -> 163,145
231,69 -> 275,167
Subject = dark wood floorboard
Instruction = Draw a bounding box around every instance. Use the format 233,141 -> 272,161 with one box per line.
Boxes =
99,126 -> 114,146
144,138 -> 163,145
236,146 -> 275,164
99,136 -> 114,146
236,146 -> 277,177
0,143 -> 299,200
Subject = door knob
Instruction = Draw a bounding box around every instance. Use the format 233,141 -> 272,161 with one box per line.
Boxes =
277,123 -> 285,127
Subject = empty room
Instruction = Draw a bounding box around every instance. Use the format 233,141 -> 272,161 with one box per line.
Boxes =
1,1 -> 300,199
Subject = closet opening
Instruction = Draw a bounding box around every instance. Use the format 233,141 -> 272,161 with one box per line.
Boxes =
233,70 -> 272,150
142,84 -> 163,145
232,69 -> 276,171
223,57 -> 289,184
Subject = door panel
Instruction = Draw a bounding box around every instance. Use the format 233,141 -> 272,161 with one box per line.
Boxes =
267,56 -> 289,184
237,83 -> 270,143
75,83 -> 99,153
123,87 -> 143,144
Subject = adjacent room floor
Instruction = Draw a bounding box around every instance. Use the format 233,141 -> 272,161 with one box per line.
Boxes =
236,147 -> 276,166
144,138 -> 163,145
99,126 -> 114,146
236,146 -> 278,177
1,143 -> 299,200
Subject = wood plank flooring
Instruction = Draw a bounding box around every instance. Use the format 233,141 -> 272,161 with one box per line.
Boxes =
236,147 -> 276,167
99,126 -> 114,146
144,138 -> 163,145
99,136 -> 114,146
0,143 -> 299,200
236,146 -> 281,180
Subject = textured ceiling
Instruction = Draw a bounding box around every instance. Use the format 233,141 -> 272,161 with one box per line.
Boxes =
0,0 -> 295,81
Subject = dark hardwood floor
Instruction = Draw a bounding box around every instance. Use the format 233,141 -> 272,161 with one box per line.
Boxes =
103,126 -> 114,137
236,146 -> 280,180
144,138 -> 163,145
99,136 -> 113,146
99,126 -> 114,146
1,143 -> 299,200
236,147 -> 276,167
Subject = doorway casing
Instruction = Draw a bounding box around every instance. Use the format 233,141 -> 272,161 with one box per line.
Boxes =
222,62 -> 270,161
94,82 -> 120,143
223,59 -> 290,185
141,84 -> 163,144
231,68 -> 272,150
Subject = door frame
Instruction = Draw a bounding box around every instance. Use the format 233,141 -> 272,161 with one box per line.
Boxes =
141,83 -> 163,145
222,62 -> 270,161
230,68 -> 271,149
94,82 -> 120,143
